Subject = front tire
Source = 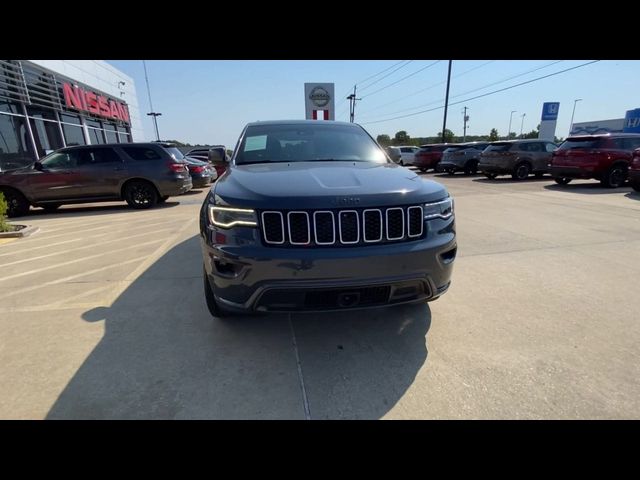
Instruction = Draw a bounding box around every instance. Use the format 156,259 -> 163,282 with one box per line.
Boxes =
1,189 -> 30,218
512,162 -> 531,180
464,160 -> 479,175
484,173 -> 498,180
203,265 -> 236,319
601,164 -> 627,188
124,180 -> 158,209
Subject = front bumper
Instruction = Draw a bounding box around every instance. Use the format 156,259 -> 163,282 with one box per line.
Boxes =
202,222 -> 456,313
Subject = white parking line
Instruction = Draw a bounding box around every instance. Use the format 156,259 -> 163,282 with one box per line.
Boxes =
0,227 -> 174,268
0,238 -> 164,283
0,218 -> 179,258
0,256 -> 147,302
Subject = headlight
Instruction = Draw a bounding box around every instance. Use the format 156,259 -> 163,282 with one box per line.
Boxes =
208,205 -> 257,228
423,196 -> 454,220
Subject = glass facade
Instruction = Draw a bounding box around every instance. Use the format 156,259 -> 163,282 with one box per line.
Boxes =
0,60 -> 133,169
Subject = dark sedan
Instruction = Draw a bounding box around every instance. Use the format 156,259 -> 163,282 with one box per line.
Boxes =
184,157 -> 217,188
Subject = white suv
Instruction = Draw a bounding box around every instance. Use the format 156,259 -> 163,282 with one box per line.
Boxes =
388,145 -> 420,165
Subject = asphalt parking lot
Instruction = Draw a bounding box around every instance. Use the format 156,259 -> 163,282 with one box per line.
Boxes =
1,172 -> 639,419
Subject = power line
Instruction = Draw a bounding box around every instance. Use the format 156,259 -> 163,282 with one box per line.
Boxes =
358,61 -> 414,92
361,60 -> 600,126
357,60 -> 496,117
335,60 -> 409,111
354,60 -> 409,88
360,60 -> 441,99
359,60 -> 566,121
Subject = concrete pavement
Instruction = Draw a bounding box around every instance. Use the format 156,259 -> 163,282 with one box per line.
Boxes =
1,174 -> 639,419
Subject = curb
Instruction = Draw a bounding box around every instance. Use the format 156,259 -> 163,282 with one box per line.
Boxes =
0,225 -> 40,238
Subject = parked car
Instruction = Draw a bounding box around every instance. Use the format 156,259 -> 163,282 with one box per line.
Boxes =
387,145 -> 420,166
549,134 -> 640,188
630,148 -> 640,192
478,139 -> 557,180
385,146 -> 401,163
184,157 -> 218,187
200,120 -> 456,318
413,144 -> 451,172
437,142 -> 490,175
187,146 -> 229,178
0,142 -> 192,217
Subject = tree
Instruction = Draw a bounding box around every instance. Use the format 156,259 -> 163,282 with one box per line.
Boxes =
394,131 -> 410,144
489,128 -> 499,141
376,134 -> 391,146
523,129 -> 539,139
508,132 -> 517,139
436,129 -> 455,143
165,139 -> 191,147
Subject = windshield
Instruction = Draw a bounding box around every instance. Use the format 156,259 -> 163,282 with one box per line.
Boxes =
484,143 -> 513,152
164,146 -> 185,161
235,123 -> 388,164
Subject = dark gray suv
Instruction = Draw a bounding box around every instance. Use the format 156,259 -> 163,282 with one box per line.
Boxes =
200,120 -> 457,317
479,139 -> 557,180
0,142 -> 192,217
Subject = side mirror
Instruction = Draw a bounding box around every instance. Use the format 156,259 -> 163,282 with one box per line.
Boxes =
34,161 -> 44,171
208,148 -> 227,165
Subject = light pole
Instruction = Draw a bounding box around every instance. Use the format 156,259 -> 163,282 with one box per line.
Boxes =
569,98 -> 583,136
143,60 -> 162,141
507,110 -> 517,140
520,113 -> 526,138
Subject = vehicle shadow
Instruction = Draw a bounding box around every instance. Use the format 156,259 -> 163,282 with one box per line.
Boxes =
544,183 -> 633,195
432,172 -> 485,179
624,191 -> 640,201
473,176 -> 553,184
46,235 -> 431,419
18,201 -> 180,220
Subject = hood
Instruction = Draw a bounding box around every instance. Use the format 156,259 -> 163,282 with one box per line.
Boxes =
212,161 -> 448,209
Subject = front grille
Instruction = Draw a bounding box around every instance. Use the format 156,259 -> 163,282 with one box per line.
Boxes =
261,206 -> 425,246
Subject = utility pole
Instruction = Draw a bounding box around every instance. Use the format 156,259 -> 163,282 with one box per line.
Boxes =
143,60 -> 162,141
520,113 -> 527,138
442,60 -> 453,143
462,106 -> 469,142
346,85 -> 361,123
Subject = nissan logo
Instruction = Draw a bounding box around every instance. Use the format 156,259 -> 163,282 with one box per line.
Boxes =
309,86 -> 331,108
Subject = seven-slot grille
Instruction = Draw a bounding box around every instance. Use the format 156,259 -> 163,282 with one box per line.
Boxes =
261,206 -> 425,246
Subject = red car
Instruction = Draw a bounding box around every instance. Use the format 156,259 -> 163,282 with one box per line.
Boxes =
413,144 -> 451,172
550,133 -> 640,188
630,148 -> 640,192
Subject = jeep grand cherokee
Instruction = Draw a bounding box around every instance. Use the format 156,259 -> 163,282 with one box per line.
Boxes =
200,120 -> 457,317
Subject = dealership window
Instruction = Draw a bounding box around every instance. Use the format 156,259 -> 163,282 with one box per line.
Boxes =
117,125 -> 131,143
0,99 -> 21,115
29,117 -> 63,158
88,128 -> 106,144
103,122 -> 118,143
60,113 -> 82,125
61,123 -> 86,146
0,112 -> 36,170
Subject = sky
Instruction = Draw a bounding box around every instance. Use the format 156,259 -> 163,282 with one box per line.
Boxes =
107,60 -> 640,148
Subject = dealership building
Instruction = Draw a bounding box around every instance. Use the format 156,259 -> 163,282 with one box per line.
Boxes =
0,60 -> 144,171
